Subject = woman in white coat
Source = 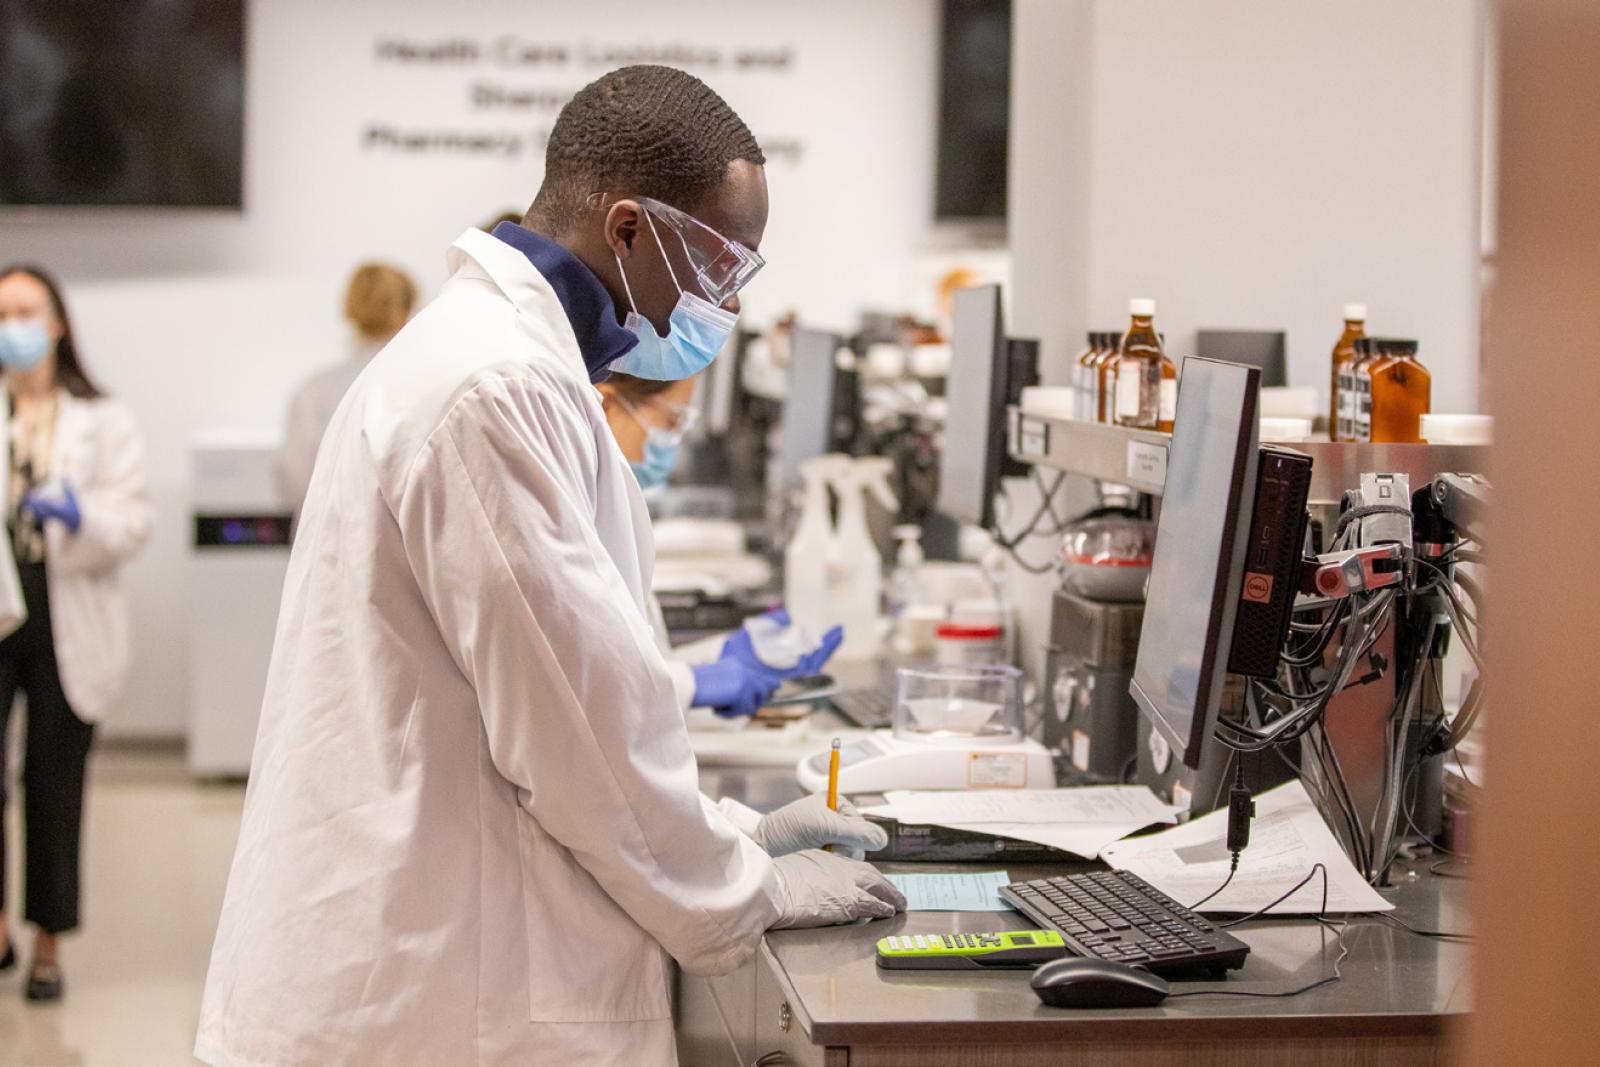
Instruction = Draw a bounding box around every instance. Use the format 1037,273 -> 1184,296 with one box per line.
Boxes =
275,262 -> 416,517
0,265 -> 152,1002
596,370 -> 844,716
197,66 -> 899,1067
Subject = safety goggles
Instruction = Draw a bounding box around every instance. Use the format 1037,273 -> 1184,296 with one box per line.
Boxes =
619,394 -> 701,444
628,195 -> 764,307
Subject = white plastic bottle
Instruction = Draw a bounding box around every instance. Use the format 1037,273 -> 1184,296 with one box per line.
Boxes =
784,455 -> 846,639
828,457 -> 899,660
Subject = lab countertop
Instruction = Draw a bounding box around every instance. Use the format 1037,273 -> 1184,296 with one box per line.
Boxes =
699,766 -> 1473,1047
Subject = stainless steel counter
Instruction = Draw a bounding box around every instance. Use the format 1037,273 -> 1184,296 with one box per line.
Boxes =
687,765 -> 1472,1066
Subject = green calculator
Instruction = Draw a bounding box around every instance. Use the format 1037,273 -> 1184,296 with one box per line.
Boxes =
875,930 -> 1069,970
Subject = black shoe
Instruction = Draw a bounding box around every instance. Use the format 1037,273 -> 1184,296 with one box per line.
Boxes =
25,963 -> 62,1002
0,941 -> 14,972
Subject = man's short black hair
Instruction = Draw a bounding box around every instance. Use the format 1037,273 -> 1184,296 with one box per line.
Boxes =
527,65 -> 764,234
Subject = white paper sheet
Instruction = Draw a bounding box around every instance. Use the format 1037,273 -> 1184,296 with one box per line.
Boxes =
1099,779 -> 1394,915
879,786 -> 1181,828
884,870 -> 1013,911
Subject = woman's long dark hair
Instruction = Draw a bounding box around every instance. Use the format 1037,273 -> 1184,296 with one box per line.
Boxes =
0,265 -> 104,399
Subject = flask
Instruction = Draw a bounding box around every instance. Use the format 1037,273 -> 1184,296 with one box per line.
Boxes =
1330,303 -> 1366,441
1367,338 -> 1431,443
1112,299 -> 1168,430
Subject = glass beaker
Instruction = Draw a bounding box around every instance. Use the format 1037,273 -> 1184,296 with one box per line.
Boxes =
892,664 -> 1024,742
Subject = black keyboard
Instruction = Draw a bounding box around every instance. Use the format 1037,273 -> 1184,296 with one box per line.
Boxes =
1000,870 -> 1250,975
829,688 -> 894,729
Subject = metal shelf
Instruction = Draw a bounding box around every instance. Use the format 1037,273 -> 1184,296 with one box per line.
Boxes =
1007,407 -> 1489,503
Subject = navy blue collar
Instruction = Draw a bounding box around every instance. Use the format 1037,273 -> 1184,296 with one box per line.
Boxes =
491,222 -> 637,382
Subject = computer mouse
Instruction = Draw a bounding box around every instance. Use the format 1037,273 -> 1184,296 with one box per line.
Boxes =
1030,958 -> 1172,1009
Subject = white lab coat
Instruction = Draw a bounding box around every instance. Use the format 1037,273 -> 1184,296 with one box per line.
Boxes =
274,338 -> 382,515
0,394 -> 151,722
196,229 -> 782,1067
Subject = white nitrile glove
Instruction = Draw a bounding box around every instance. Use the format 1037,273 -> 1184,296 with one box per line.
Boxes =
770,850 -> 907,929
753,793 -> 889,860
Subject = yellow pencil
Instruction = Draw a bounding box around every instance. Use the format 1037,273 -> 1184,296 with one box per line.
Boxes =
824,737 -> 841,852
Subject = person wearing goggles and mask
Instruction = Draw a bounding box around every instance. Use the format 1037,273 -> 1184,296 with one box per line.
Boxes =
198,66 -> 898,1067
596,372 -> 845,719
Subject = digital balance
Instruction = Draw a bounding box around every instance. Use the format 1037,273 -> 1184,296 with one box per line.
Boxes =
797,665 -> 1056,793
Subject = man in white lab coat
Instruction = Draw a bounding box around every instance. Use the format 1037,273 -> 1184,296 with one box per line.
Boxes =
196,65 -> 902,1067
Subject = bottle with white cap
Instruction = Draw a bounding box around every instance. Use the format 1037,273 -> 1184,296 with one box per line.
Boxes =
1331,303 -> 1367,441
1111,299 -> 1174,431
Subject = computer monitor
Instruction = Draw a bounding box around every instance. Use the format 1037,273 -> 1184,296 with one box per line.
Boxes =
1129,358 -> 1262,770
937,284 -> 1007,527
778,327 -> 841,488
1195,330 -> 1287,388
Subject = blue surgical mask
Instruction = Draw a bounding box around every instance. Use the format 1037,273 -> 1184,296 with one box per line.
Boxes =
628,429 -> 681,491
609,212 -> 738,381
0,320 -> 52,371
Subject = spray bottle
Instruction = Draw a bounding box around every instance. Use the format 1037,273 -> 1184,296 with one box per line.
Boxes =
784,454 -> 850,639
828,456 -> 899,660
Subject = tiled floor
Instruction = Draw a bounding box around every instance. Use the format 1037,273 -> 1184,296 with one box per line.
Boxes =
0,746 -> 245,1066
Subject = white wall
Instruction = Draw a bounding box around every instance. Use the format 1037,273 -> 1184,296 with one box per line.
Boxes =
0,0 -> 942,737
1007,0 -> 1485,677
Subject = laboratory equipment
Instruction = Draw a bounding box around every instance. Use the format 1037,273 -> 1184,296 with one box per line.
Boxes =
1043,590 -> 1144,785
1129,358 -> 1262,770
187,434 -> 293,778
1000,869 -> 1251,974
1363,338 -> 1432,443
784,454 -> 848,638
876,931 -> 1068,970
797,665 -> 1054,793
1057,512 -> 1154,603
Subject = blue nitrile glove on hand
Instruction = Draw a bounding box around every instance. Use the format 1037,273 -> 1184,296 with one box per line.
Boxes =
722,609 -> 845,680
22,482 -> 81,534
691,658 -> 779,718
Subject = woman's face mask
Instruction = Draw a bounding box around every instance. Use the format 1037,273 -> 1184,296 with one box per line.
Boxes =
619,394 -> 695,492
0,319 -> 52,371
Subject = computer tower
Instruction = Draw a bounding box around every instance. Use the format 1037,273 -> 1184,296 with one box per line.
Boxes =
1042,591 -> 1144,785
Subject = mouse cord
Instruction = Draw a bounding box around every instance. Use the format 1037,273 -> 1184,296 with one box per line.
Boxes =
1189,761 -> 1251,911
1168,864 -> 1351,1001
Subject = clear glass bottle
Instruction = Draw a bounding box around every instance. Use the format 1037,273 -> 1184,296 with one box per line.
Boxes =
1367,338 -> 1431,443
1351,338 -> 1390,443
1112,299 -> 1165,430
1330,303 -> 1366,441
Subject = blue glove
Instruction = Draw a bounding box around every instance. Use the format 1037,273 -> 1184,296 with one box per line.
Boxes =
722,608 -> 845,680
22,482 -> 81,534
691,659 -> 779,718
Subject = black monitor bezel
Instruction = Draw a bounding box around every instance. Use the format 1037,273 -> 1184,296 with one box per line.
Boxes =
936,284 -> 1008,528
1129,358 -> 1262,770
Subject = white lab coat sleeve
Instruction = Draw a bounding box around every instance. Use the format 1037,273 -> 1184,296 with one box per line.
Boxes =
667,658 -> 696,713
397,375 -> 782,976
49,402 -> 151,576
711,796 -> 765,837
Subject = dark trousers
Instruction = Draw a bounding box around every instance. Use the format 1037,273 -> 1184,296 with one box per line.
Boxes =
0,560 -> 95,936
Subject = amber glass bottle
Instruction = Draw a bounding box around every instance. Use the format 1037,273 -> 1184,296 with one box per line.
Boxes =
1330,304 -> 1366,441
1094,332 -> 1118,423
1366,338 -> 1431,443
1112,299 -> 1165,430
1073,332 -> 1099,421
1350,337 -> 1386,442
1339,336 -> 1371,442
